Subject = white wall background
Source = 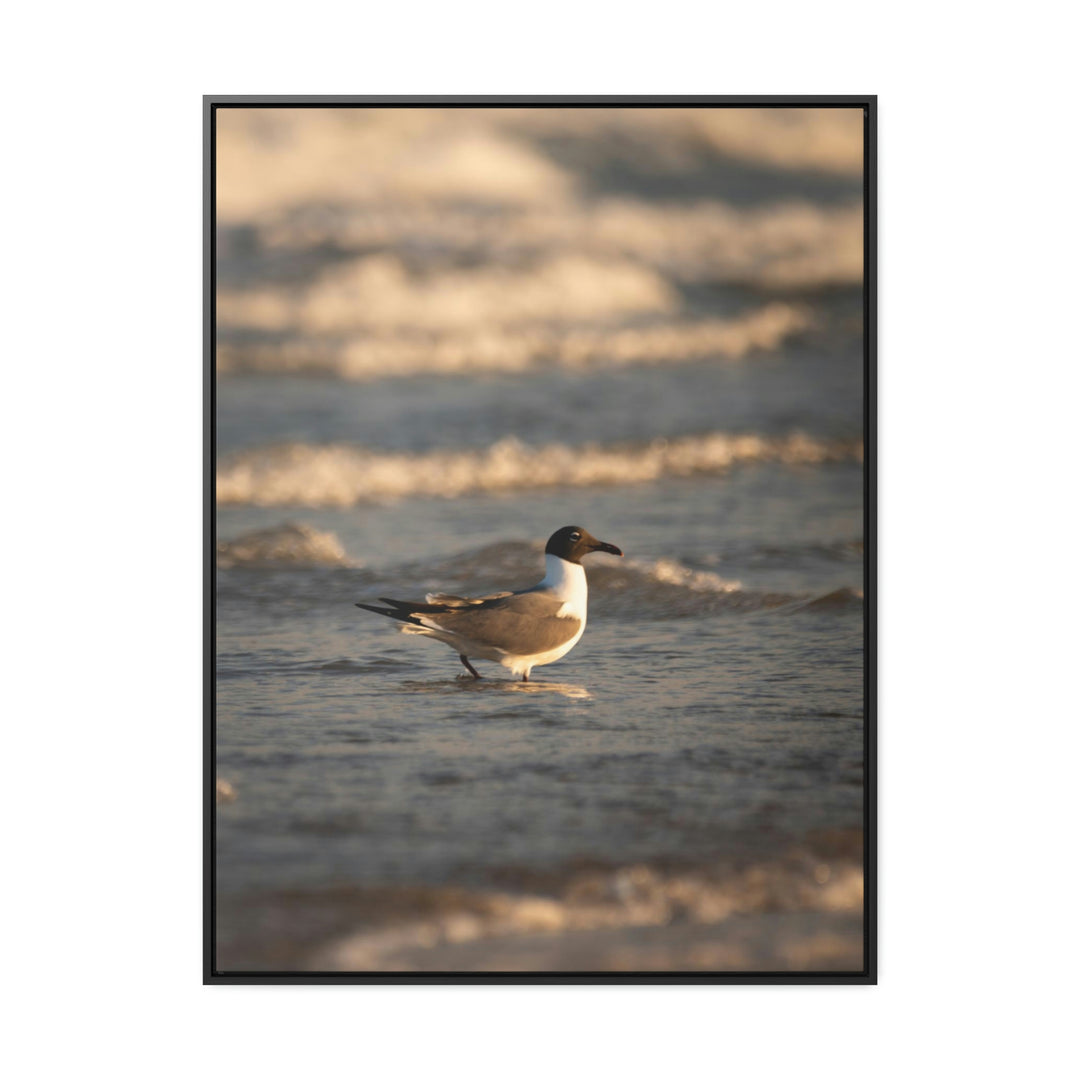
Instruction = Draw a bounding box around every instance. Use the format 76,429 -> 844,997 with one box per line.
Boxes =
3,2 -> 1076,1076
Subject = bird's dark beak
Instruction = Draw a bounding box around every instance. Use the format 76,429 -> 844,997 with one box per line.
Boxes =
592,540 -> 623,557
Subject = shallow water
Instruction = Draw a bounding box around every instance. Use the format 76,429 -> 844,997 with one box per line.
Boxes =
213,106 -> 866,972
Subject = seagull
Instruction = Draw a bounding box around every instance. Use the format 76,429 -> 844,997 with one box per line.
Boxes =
356,526 -> 623,682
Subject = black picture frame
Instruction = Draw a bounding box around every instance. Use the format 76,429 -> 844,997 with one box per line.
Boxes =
204,94 -> 877,985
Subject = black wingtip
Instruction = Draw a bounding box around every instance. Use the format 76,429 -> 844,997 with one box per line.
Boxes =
356,601 -> 423,626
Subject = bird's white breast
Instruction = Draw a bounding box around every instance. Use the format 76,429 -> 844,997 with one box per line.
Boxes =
538,554 -> 588,622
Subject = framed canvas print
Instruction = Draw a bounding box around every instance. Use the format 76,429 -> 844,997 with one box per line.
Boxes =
206,95 -> 876,983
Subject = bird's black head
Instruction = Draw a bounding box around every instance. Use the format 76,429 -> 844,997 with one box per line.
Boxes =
545,525 -> 623,565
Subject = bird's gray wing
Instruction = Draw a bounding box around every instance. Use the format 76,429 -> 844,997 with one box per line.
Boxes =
357,590 -> 512,620
424,591 -> 512,606
423,591 -> 581,653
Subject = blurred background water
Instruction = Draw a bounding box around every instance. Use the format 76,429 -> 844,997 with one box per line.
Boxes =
214,106 -> 866,973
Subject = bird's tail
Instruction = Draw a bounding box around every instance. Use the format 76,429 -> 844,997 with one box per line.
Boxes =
354,598 -> 429,625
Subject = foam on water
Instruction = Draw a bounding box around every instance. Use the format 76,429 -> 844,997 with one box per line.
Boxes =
215,107 -> 863,222
217,253 -> 678,335
311,858 -> 863,971
216,110 -> 577,218
217,302 -> 812,380
586,559 -> 797,619
627,557 -> 743,593
490,105 -> 864,176
216,431 -> 863,507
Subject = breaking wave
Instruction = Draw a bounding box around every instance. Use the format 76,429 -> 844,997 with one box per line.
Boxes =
217,253 -> 678,335
786,586 -> 865,614
588,558 -> 787,619
216,432 -> 862,507
215,522 -> 353,568
242,199 -> 862,290
304,849 -> 864,972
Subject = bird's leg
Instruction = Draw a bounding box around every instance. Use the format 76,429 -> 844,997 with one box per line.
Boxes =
521,672 -> 529,682
459,655 -> 482,679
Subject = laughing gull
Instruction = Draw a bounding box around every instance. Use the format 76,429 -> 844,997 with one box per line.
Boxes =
356,526 -> 623,681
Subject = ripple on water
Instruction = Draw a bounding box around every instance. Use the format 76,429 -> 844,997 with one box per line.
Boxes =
399,678 -> 592,702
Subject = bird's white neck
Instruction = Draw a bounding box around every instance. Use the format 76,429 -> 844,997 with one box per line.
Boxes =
539,554 -> 588,617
